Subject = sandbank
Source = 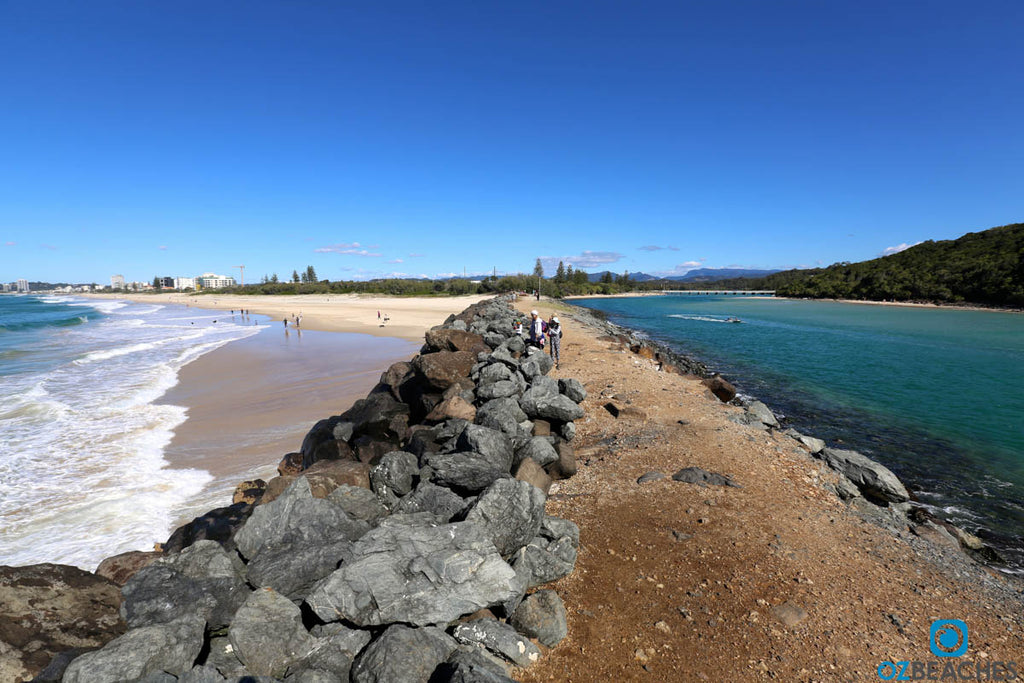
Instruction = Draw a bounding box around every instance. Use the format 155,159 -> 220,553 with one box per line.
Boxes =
156,308 -> 419,529
83,292 -> 495,340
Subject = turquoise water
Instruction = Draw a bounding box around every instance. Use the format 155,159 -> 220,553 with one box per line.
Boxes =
575,295 -> 1024,569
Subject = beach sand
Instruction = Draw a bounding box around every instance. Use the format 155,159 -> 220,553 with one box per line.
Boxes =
159,324 -> 420,523
86,292 -> 494,340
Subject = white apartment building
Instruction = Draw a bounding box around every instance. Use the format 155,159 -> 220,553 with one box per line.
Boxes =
16,279 -> 29,292
111,274 -> 125,290
197,273 -> 236,290
2,283 -> 12,292
174,277 -> 196,290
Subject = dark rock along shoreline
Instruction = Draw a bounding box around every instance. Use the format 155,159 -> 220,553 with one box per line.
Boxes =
2,296 -> 1015,682
6,296 -> 584,683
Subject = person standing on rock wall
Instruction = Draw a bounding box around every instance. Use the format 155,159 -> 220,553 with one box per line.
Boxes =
528,310 -> 546,349
547,315 -> 562,368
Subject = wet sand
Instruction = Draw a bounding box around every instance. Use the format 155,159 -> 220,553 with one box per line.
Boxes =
159,319 -> 419,524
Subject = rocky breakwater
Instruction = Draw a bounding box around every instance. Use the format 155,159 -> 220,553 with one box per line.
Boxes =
29,297 -> 585,683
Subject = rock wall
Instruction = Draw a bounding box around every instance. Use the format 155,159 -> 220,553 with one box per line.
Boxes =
46,296 -> 584,682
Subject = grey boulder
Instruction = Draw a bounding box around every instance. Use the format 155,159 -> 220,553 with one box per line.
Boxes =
228,588 -> 315,678
120,540 -> 249,630
305,521 -> 518,627
514,437 -> 559,468
62,615 -> 206,683
464,479 -> 547,557
476,397 -> 529,436
820,448 -> 910,503
511,590 -> 567,647
745,400 -> 780,428
558,378 -> 587,403
350,625 -> 458,683
427,451 -> 510,492
452,618 -> 541,668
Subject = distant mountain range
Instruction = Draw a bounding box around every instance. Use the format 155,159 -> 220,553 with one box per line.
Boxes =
586,268 -> 780,283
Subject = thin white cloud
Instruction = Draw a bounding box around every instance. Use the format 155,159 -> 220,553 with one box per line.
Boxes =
540,250 -> 624,272
158,245 -> 168,251
408,252 -> 425,258
315,241 -> 383,257
387,258 -> 404,264
4,241 -> 14,247
880,241 -> 922,256
649,259 -> 705,277
638,245 -> 680,252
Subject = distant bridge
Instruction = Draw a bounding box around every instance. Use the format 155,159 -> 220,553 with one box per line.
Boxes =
658,290 -> 775,296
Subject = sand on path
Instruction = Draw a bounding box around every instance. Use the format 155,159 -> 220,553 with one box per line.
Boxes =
84,292 -> 494,340
513,300 -> 1024,682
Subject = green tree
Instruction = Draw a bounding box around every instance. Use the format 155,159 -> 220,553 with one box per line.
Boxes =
152,276 -> 161,290
533,259 -> 544,279
270,273 -> 279,284
600,271 -> 614,284
292,270 -> 300,284
306,265 -> 318,283
555,261 -> 566,283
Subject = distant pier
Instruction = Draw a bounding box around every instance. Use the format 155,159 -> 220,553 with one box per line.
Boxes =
659,290 -> 775,296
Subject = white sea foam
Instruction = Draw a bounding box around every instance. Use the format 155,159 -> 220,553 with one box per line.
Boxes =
668,314 -> 735,323
0,297 -> 260,569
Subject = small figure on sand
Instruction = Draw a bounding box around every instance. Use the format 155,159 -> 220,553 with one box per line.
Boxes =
547,315 -> 562,369
283,318 -> 288,327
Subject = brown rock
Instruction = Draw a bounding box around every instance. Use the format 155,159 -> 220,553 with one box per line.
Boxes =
94,551 -> 162,586
303,459 -> 373,496
424,328 -> 490,355
277,452 -> 304,476
380,360 -> 414,401
532,419 -> 552,437
232,479 -> 267,505
703,375 -> 737,403
425,395 -> 477,423
516,457 -> 553,494
413,350 -> 478,391
548,441 -> 577,480
0,564 -> 126,681
636,346 -> 657,361
259,475 -> 296,504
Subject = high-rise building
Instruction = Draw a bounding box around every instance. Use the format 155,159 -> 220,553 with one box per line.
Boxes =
160,277 -> 174,289
174,276 -> 196,290
16,279 -> 29,293
111,274 -> 125,290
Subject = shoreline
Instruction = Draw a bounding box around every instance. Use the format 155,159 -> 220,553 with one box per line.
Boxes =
565,291 -> 1024,313
80,292 -> 495,341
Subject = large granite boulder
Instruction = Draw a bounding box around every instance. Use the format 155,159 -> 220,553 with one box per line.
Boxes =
0,563 -> 125,682
515,437 -> 559,468
426,395 -> 477,423
299,624 -> 372,681
301,458 -> 373,495
476,397 -> 528,436
702,375 -> 736,403
234,477 -> 370,563
511,535 -> 577,589
394,481 -> 469,521
350,625 -> 458,683
120,540 -> 249,630
425,328 -> 490,355
519,381 -> 584,422
511,589 -> 567,647
414,350 -> 479,391
475,380 -> 519,402
426,451 -> 510,493
558,378 -> 587,404
62,614 -> 205,683
370,450 -> 421,508
456,425 -> 514,471
745,400 -> 780,428
228,588 -> 315,678
820,448 -> 910,504
465,479 -> 547,557
95,550 -> 162,586
305,521 -> 519,627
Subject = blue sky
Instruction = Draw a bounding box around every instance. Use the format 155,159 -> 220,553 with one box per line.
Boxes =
2,1 -> 1022,284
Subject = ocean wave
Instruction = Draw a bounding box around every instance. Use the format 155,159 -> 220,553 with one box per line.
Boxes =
668,314 -> 737,324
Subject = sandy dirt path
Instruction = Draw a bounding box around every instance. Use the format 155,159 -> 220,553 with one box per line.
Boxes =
513,300 -> 1023,682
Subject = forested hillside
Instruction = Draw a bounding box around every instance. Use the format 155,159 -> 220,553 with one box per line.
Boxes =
714,223 -> 1024,306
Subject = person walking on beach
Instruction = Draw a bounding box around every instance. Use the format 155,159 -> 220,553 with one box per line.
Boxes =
283,317 -> 288,328
547,315 -> 562,368
527,310 -> 546,349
